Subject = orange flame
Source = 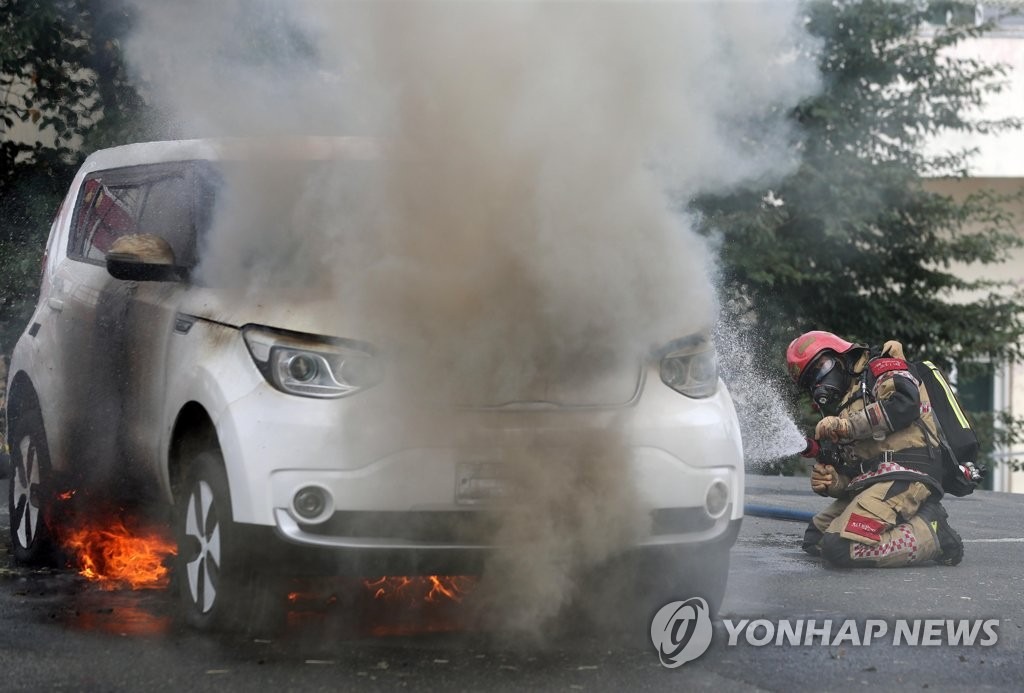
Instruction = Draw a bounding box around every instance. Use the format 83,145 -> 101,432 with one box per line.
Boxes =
61,518 -> 177,591
287,591 -> 338,607
363,575 -> 476,604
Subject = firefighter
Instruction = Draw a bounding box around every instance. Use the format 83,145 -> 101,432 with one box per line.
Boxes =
786,330 -> 964,568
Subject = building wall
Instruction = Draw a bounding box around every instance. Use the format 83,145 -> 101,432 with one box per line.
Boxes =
933,37 -> 1024,177
923,175 -> 1024,492
924,9 -> 1024,491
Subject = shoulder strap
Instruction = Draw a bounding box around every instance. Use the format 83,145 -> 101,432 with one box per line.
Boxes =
837,375 -> 865,412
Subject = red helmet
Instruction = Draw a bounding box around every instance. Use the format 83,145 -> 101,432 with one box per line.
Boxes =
786,331 -> 859,386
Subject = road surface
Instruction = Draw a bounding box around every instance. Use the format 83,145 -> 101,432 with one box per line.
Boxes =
1,476 -> 1021,692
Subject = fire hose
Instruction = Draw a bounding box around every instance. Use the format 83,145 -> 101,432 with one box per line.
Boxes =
743,504 -> 815,523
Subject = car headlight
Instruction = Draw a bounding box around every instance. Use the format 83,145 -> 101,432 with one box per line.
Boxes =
659,335 -> 718,399
242,325 -> 383,399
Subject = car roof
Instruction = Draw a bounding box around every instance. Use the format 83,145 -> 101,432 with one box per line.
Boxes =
80,137 -> 379,174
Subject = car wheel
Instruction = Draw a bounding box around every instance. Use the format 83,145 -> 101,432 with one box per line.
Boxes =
8,406 -> 58,566
174,450 -> 285,634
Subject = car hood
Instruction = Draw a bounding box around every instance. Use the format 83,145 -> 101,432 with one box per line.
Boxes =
179,287 -> 351,337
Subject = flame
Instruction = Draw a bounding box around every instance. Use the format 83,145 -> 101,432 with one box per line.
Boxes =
278,577 -> 480,636
61,518 -> 177,591
357,575 -> 479,637
363,575 -> 476,604
287,591 -> 338,607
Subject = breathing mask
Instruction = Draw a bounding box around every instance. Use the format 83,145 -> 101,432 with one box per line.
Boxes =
803,354 -> 849,415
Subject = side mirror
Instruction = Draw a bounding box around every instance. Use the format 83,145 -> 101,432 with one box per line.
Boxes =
105,233 -> 189,282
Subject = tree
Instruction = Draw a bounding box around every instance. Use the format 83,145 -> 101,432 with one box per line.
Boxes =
1,0 -> 150,354
694,0 -> 1024,470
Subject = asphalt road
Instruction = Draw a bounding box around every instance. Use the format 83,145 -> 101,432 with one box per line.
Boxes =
1,476 -> 1022,692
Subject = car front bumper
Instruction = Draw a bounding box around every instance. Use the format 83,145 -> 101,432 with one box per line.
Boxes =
234,514 -> 743,577
213,364 -> 745,563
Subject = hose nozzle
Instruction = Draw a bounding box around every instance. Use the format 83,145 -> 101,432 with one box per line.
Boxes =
800,437 -> 820,458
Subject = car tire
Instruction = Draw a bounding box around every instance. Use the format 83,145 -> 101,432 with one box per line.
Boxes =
8,405 -> 58,566
174,450 -> 286,634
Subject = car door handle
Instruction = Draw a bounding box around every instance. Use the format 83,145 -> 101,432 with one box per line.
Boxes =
47,297 -> 64,312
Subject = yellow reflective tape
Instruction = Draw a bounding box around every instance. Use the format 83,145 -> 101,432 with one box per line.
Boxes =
923,360 -> 970,429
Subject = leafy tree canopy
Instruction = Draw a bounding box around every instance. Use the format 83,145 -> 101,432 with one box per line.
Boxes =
1,0 -> 150,353
697,0 -> 1023,369
693,0 -> 1024,470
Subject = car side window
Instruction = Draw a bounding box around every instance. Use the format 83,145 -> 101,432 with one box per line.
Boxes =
69,178 -> 143,261
136,173 -> 195,267
67,163 -> 200,268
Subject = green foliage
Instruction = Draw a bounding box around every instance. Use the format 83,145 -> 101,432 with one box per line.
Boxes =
693,1 -> 1024,470
0,143 -> 69,353
0,0 -> 156,353
0,1 -> 320,355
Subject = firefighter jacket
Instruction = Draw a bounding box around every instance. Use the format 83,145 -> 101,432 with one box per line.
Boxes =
818,344 -> 944,494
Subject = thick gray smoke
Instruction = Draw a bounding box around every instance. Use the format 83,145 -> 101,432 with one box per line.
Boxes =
125,0 -> 820,632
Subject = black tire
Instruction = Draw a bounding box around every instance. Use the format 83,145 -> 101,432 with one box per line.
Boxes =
8,405 -> 58,566
173,450 -> 286,634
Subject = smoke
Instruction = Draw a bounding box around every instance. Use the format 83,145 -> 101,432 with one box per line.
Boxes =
125,0 -> 820,633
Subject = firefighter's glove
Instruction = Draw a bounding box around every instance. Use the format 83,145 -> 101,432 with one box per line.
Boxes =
815,416 -> 852,443
810,463 -> 848,497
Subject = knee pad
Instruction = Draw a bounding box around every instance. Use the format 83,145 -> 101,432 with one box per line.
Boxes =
820,533 -> 857,568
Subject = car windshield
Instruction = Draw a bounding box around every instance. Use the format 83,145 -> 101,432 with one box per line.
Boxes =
194,158 -> 382,291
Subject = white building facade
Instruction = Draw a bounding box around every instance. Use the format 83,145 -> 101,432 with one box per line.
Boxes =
926,2 -> 1024,491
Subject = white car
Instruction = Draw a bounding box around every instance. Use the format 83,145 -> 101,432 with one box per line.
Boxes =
4,139 -> 744,631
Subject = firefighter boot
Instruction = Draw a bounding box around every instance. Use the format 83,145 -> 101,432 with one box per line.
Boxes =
916,501 -> 964,566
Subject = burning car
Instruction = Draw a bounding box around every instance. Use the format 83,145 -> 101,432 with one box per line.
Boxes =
4,138 -> 745,632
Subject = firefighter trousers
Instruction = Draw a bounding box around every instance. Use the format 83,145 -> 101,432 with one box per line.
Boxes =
802,480 -> 941,568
